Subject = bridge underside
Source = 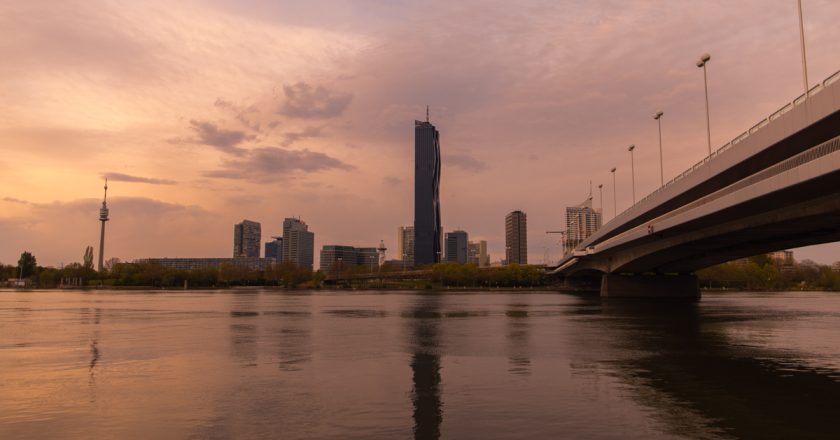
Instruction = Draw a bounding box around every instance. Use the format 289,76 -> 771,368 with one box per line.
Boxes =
561,168 -> 840,297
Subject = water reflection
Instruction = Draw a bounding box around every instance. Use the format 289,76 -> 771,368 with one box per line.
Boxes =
506,298 -> 531,376
266,296 -> 313,372
406,295 -> 443,440
598,300 -> 840,439
230,294 -> 260,367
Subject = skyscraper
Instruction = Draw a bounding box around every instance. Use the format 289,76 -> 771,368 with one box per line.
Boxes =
233,220 -> 261,258
283,217 -> 314,270
565,197 -> 602,254
505,211 -> 527,265
413,113 -> 441,266
444,230 -> 468,263
397,226 -> 415,265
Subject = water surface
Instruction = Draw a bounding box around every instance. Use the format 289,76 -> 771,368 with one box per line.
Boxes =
2,289 -> 839,439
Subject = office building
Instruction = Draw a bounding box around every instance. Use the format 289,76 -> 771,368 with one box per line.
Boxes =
320,245 -> 357,272
319,245 -> 381,272
413,115 -> 442,266
234,220 -> 261,258
264,237 -> 283,261
397,226 -> 415,265
283,218 -> 314,270
565,198 -> 602,253
468,240 -> 489,267
356,247 -> 379,271
505,210 -> 527,265
445,230 -> 468,263
139,257 -> 273,271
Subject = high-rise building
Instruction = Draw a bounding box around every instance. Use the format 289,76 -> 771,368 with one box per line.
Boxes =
265,236 -> 283,261
445,230 -> 468,263
413,115 -> 442,266
505,211 -> 527,265
565,198 -> 602,254
234,220 -> 261,258
467,240 -> 489,267
397,226 -> 415,265
283,218 -> 314,270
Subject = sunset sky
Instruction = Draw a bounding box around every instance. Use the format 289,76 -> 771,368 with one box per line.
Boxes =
2,0 -> 840,268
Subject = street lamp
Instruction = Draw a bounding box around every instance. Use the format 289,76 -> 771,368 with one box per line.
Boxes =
628,144 -> 636,205
610,167 -> 617,219
797,0 -> 809,94
654,111 -> 664,186
598,184 -> 604,215
697,53 -> 712,157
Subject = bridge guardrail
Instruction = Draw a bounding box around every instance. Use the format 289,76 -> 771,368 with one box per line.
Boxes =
609,68 -> 840,225
593,134 -> 840,253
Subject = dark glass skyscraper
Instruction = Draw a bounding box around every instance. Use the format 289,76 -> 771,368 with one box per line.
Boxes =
413,118 -> 441,266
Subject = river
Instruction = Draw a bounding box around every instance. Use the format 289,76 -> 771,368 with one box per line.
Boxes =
1,289 -> 839,439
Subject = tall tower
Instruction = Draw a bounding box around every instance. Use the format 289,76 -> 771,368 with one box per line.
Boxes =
413,109 -> 442,266
377,240 -> 387,268
505,210 -> 527,265
97,179 -> 110,272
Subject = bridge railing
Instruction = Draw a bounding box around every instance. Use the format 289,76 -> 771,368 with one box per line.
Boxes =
610,68 -> 840,224
593,134 -> 840,253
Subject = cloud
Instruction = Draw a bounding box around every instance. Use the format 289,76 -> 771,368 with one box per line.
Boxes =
2,197 -> 30,205
101,172 -> 177,185
281,126 -> 323,146
189,120 -> 255,155
278,82 -> 352,119
204,146 -> 353,182
444,153 -> 486,172
383,175 -> 402,185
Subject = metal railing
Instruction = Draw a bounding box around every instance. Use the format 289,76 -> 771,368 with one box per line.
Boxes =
595,134 -> 840,251
611,68 -> 840,222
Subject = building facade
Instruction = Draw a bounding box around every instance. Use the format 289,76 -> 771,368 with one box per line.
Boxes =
565,198 -> 602,254
282,218 -> 314,270
444,230 -> 468,263
397,226 -> 415,266
319,245 -> 357,272
413,119 -> 442,266
319,245 -> 381,272
505,211 -> 527,265
264,237 -> 283,261
234,220 -> 261,258
467,240 -> 489,267
140,257 -> 273,271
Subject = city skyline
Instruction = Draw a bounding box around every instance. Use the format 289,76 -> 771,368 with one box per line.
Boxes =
3,1 -> 840,268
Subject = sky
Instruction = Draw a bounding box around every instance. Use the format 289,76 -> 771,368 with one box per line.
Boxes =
2,0 -> 840,268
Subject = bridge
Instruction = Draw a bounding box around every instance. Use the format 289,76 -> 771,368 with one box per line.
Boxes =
553,69 -> 840,298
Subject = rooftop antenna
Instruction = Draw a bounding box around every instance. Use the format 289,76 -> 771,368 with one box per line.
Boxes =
588,180 -> 593,200
426,105 -> 429,122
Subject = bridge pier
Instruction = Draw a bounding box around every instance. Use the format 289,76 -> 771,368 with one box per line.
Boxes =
600,274 -> 700,299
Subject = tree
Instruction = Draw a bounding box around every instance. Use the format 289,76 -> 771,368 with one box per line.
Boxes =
83,246 -> 95,270
17,252 -> 37,278
104,257 -> 121,272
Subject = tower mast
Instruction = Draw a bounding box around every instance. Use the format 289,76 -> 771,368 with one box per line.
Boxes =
98,179 -> 110,272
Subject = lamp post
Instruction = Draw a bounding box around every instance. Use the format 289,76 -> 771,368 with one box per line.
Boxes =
797,0 -> 809,94
628,145 -> 636,205
697,53 -> 712,157
610,167 -> 617,218
598,184 -> 604,214
654,111 -> 664,186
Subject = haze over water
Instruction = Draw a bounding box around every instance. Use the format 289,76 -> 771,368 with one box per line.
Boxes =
2,290 -> 840,439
